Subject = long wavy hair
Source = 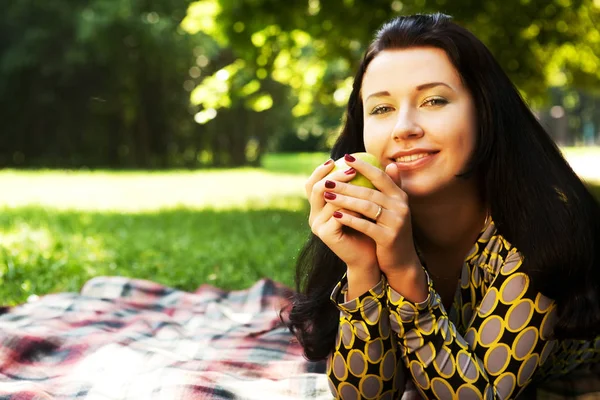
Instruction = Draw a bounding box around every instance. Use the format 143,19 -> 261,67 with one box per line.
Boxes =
288,13 -> 600,361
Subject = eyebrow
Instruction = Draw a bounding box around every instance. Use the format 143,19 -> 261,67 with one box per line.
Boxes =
364,82 -> 453,102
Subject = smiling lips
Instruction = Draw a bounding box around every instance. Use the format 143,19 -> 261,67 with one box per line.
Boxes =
394,151 -> 439,170
395,153 -> 433,163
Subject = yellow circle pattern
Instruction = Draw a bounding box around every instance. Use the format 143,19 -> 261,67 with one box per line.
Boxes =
326,219 -> 600,399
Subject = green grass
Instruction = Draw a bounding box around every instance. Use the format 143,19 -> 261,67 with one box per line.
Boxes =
0,206 -> 309,304
261,152 -> 329,176
560,146 -> 600,157
0,162 -> 320,305
0,150 -> 598,305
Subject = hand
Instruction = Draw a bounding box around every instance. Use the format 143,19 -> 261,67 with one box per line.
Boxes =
305,158 -> 379,272
321,155 -> 421,277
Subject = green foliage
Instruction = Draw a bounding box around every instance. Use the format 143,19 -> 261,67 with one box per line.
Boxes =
185,0 -> 600,99
0,0 -> 201,168
0,1 -> 598,168
184,0 -> 600,144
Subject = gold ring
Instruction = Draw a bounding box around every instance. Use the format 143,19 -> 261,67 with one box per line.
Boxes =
374,205 -> 383,221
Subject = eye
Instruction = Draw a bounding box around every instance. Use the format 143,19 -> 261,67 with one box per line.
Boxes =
422,97 -> 448,107
369,105 -> 394,115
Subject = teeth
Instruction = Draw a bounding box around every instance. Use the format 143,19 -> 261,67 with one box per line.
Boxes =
396,153 -> 431,163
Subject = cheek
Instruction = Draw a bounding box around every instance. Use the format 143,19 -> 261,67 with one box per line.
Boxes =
363,118 -> 394,148
452,130 -> 476,162
461,115 -> 478,156
463,102 -> 478,148
434,107 -> 477,153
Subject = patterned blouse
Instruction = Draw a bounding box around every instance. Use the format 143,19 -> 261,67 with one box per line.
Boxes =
327,218 -> 600,399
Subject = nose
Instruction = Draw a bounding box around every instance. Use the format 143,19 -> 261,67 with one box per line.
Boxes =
391,109 -> 424,141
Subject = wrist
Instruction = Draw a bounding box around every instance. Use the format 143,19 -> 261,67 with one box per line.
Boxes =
384,260 -> 421,281
385,263 -> 428,303
345,265 -> 381,301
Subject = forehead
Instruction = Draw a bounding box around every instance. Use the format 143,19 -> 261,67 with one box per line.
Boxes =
362,47 -> 461,93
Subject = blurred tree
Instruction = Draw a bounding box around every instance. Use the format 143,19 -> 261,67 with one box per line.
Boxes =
0,0 -> 598,168
184,0 -> 600,153
0,0 -> 201,168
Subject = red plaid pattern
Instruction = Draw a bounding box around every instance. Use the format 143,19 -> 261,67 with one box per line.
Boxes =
0,277 -> 330,399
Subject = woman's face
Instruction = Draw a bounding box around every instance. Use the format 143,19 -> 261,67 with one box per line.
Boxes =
361,47 -> 477,198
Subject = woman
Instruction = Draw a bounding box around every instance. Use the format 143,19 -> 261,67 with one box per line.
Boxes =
289,13 -> 600,399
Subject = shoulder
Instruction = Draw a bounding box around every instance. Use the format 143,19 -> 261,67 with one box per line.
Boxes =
467,220 -> 522,283
468,225 -> 557,319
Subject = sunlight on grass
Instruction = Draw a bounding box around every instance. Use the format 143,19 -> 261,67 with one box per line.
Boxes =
560,146 -> 600,182
0,150 -> 597,305
1,148 -> 594,214
560,146 -> 600,156
261,152 -> 329,176
0,169 -> 308,212
0,163 -> 317,304
0,218 -> 116,302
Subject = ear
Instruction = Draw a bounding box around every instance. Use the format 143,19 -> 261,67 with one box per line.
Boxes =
385,162 -> 402,187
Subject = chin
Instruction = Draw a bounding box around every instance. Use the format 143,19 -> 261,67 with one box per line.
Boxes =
400,182 -> 435,198
400,179 -> 453,199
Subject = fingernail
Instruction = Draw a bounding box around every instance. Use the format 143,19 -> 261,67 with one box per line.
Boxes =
325,180 -> 336,189
344,154 -> 356,162
344,167 -> 356,175
333,211 -> 343,218
324,159 -> 333,166
324,192 -> 336,200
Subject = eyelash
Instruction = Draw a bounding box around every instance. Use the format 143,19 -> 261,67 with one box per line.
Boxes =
369,97 -> 448,115
370,105 -> 393,115
423,97 -> 448,107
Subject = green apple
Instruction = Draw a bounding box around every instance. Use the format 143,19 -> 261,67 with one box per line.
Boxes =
328,152 -> 383,190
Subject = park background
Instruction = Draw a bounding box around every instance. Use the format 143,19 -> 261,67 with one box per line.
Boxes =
0,0 -> 599,305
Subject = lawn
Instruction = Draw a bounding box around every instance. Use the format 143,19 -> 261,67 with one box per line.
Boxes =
0,167 -> 315,305
0,150 -> 598,305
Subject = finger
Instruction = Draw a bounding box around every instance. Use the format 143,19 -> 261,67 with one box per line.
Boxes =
324,191 -> 384,222
343,154 -> 404,195
321,165 -> 359,185
308,165 -> 358,210
306,159 -> 337,224
385,162 -> 402,188
316,214 -> 344,244
305,158 -> 340,198
312,206 -> 355,239
332,210 -> 382,240
323,178 -> 405,214
310,202 -> 362,228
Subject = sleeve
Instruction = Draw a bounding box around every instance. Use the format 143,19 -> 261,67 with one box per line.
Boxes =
326,274 -> 407,399
387,250 -> 557,399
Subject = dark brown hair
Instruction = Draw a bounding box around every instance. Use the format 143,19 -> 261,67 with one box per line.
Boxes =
289,13 -> 600,360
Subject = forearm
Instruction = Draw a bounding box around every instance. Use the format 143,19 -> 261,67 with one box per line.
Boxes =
328,275 -> 403,399
385,263 -> 429,304
397,305 -> 494,398
327,314 -> 401,399
345,265 -> 381,301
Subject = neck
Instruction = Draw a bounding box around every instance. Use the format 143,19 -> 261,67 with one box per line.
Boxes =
410,182 -> 488,259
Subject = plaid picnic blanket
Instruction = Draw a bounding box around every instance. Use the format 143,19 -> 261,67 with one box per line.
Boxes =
1,276 -> 598,400
0,277 -> 331,400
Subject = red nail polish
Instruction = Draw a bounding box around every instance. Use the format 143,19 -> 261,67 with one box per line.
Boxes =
324,159 -> 333,166
324,192 -> 336,200
344,154 -> 356,162
344,167 -> 356,175
333,211 -> 343,218
325,180 -> 336,189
